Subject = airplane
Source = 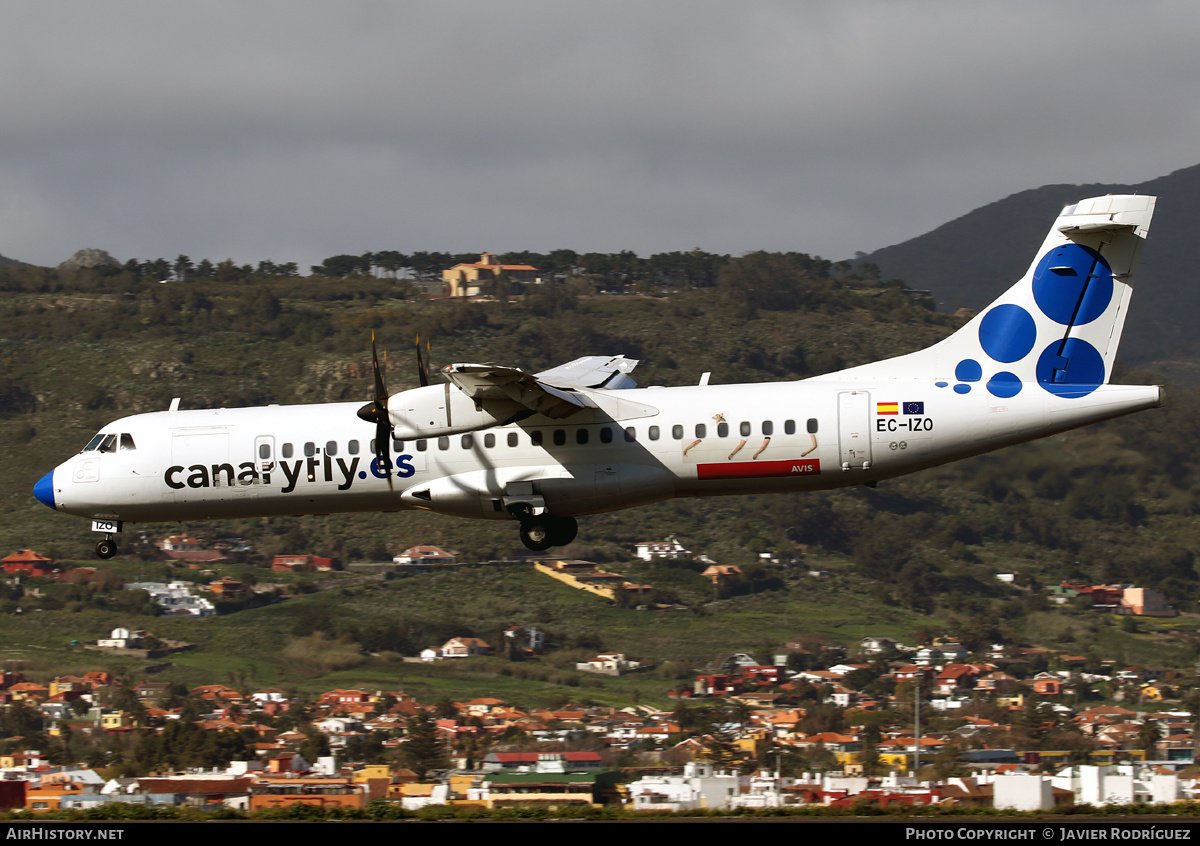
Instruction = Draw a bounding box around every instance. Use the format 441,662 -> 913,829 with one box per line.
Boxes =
34,194 -> 1163,560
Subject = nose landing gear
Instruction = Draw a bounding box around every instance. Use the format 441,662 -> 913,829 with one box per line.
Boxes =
90,520 -> 122,560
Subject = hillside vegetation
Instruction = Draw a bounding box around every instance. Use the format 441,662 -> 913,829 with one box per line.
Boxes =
1,253 -> 1199,698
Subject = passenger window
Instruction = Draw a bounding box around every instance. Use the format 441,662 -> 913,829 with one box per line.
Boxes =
259,444 -> 271,460
485,433 -> 496,448
649,426 -> 660,441
326,440 -> 337,456
762,421 -> 773,436
120,434 -> 136,451
784,420 -> 795,435
669,425 -> 680,439
807,418 -> 819,433
624,427 -> 636,442
530,431 -> 543,446
393,437 -> 403,452
283,443 -> 294,458
717,422 -> 729,438
349,440 -> 360,455
461,434 -> 474,449
600,427 -> 613,444
304,442 -> 316,457
438,436 -> 449,450
695,424 -> 706,438
509,432 -> 521,447
577,429 -> 589,445
553,429 -> 566,446
739,422 -> 750,437
416,439 -> 428,452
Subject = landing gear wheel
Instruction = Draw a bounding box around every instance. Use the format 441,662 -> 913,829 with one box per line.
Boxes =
518,515 -> 577,551
547,516 -> 578,547
519,521 -> 553,552
95,539 -> 117,560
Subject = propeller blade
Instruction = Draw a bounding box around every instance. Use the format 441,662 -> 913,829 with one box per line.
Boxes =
376,419 -> 393,491
373,333 -> 388,408
416,334 -> 430,388
357,332 -> 394,490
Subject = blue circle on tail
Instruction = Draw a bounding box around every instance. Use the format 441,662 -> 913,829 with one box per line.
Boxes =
1031,243 -> 1113,326
1035,339 -> 1105,398
955,359 -> 982,382
986,372 -> 1022,398
979,304 -> 1037,363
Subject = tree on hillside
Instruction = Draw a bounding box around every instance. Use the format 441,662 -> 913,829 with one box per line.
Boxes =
403,712 -> 447,779
717,251 -> 831,314
701,727 -> 741,770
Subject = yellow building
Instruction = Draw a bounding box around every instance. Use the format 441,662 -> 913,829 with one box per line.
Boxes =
99,710 -> 137,730
734,729 -> 771,759
443,253 -> 538,297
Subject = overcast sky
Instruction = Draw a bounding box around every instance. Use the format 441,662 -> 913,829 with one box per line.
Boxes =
2,1 -> 1198,271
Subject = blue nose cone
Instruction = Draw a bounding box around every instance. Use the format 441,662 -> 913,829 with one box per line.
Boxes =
33,471 -> 56,510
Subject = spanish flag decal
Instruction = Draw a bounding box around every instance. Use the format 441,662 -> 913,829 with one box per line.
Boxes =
876,402 -> 899,415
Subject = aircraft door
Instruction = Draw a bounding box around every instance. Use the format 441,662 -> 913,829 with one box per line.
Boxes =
170,429 -> 231,502
837,391 -> 872,471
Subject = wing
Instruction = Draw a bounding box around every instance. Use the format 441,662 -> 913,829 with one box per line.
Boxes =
535,355 -> 639,390
443,355 -> 639,420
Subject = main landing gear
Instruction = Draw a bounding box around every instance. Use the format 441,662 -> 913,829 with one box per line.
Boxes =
512,510 -> 578,552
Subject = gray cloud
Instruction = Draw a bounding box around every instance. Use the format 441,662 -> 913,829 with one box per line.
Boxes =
2,1 -> 1198,269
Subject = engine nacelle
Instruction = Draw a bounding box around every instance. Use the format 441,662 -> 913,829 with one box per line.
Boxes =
400,463 -> 678,519
388,384 -> 525,440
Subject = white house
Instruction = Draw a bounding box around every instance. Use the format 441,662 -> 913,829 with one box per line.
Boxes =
439,637 -> 492,658
393,546 -> 456,567
96,627 -> 147,649
1051,765 -> 1179,807
993,773 -> 1055,811
635,540 -> 691,561
628,762 -> 740,812
576,652 -> 642,676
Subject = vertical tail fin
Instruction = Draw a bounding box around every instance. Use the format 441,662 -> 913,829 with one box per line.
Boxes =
824,194 -> 1156,399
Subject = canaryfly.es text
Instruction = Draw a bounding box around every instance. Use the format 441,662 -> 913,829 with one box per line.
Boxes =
162,454 -> 416,494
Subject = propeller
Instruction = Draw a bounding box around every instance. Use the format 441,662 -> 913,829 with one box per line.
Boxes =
357,332 -> 394,489
416,333 -> 431,388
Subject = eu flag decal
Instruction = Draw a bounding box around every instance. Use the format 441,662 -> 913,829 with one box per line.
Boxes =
903,401 -> 924,415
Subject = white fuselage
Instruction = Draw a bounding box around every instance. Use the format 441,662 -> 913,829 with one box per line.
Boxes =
39,377 -> 1162,526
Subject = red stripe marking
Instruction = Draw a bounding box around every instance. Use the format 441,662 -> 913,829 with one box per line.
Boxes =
697,459 -> 821,480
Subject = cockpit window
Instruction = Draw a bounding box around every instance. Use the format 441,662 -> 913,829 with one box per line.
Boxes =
83,434 -> 106,452
97,434 -> 118,453
120,434 -> 136,451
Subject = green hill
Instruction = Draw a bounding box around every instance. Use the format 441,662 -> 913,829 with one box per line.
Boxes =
862,162 -> 1200,366
1,252 -> 1198,701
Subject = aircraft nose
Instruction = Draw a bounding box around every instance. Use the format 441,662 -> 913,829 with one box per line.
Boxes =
33,471 -> 56,510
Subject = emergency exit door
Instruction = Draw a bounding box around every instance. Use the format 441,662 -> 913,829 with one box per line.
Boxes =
837,391 -> 872,471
